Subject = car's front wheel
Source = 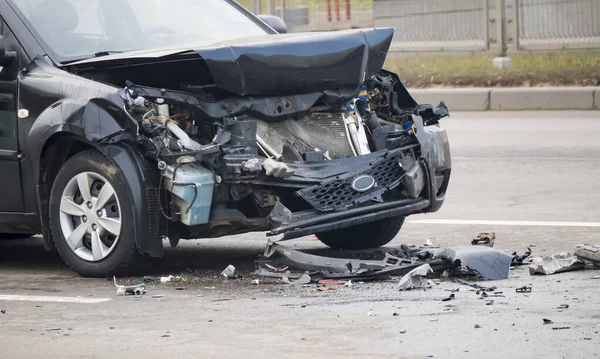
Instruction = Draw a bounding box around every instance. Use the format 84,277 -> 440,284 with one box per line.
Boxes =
316,216 -> 405,250
49,150 -> 147,277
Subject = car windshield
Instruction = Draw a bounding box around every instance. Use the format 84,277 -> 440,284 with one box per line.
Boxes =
8,0 -> 269,62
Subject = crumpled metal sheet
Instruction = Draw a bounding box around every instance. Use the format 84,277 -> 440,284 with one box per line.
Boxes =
529,252 -> 585,275
433,246 -> 513,280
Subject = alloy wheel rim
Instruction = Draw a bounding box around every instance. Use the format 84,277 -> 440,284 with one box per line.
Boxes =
59,172 -> 122,262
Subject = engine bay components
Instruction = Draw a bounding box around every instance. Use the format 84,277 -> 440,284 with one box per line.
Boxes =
117,60 -> 450,240
162,164 -> 215,226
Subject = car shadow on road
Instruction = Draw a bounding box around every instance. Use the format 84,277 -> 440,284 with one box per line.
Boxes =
0,236 -> 64,272
0,236 -> 390,277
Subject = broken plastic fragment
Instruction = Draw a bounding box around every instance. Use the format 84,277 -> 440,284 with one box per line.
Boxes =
221,265 -> 236,279
574,244 -> 600,264
282,273 -> 311,286
472,232 -> 495,247
529,253 -> 585,275
113,277 -> 146,296
398,263 -> 433,291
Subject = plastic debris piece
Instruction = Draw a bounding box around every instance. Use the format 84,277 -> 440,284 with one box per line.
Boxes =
160,275 -> 181,283
113,276 -> 146,296
0,309 -> 5,314
221,265 -> 236,279
574,244 -> 600,263
251,279 -> 260,285
441,293 -> 455,302
472,232 -> 495,247
282,273 -> 311,286
516,286 -> 532,293
552,326 -> 571,330
557,304 -> 569,309
152,295 -> 165,299
543,319 -> 554,325
529,253 -> 585,275
486,300 -> 495,305
474,324 -> 482,329
511,247 -> 532,266
398,263 -> 433,291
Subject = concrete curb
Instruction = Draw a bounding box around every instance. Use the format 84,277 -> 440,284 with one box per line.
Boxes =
408,87 -> 600,111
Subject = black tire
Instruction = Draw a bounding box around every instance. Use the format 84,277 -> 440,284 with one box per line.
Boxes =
49,150 -> 147,277
316,216 -> 405,250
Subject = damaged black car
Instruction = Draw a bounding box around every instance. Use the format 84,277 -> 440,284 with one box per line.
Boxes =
0,0 -> 451,276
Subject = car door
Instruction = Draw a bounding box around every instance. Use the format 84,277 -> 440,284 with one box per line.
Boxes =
0,16 -> 23,212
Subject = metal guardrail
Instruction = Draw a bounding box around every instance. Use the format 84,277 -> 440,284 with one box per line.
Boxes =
517,0 -> 600,50
373,0 -> 488,53
239,0 -> 600,53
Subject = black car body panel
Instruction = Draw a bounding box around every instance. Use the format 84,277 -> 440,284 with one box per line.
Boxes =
66,28 -> 395,96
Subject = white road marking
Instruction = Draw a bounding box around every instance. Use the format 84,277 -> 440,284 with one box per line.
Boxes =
0,294 -> 111,304
407,219 -> 600,227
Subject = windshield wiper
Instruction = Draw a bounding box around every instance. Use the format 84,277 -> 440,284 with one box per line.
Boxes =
93,50 -> 124,57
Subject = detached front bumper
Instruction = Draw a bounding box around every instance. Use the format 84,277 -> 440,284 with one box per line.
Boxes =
269,115 -> 451,240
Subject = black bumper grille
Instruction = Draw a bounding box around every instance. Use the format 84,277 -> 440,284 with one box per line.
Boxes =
297,154 -> 405,212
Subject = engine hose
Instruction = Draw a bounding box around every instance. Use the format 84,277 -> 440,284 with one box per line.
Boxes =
166,120 -> 202,151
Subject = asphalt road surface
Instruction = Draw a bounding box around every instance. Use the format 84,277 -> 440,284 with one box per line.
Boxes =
1,111 -> 600,359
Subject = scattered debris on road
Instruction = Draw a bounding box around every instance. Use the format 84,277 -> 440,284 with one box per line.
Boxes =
160,275 -> 181,283
516,286 -> 532,293
474,324 -> 482,329
255,238 -> 523,286
511,247 -> 532,266
543,319 -> 554,325
0,309 -> 5,314
398,263 -> 433,291
221,265 -> 237,279
251,279 -> 260,285
529,253 -> 585,275
557,304 -> 569,309
441,293 -> 456,302
152,295 -> 165,299
282,273 -> 311,286
472,232 -> 495,247
434,246 -> 513,280
455,279 -> 497,292
574,244 -> 600,265
552,326 -> 571,330
114,276 -> 146,296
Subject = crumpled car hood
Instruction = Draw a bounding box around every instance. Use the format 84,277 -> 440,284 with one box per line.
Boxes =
66,28 -> 395,96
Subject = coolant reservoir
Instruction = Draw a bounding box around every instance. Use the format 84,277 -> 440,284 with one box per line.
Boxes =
163,164 -> 215,226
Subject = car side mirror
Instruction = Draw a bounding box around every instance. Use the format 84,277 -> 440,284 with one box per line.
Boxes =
257,14 -> 288,34
0,36 -> 16,66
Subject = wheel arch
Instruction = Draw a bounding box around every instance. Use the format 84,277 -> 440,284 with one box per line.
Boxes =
32,100 -> 164,257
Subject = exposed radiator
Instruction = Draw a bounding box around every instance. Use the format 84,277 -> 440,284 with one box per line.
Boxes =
256,112 -> 355,161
